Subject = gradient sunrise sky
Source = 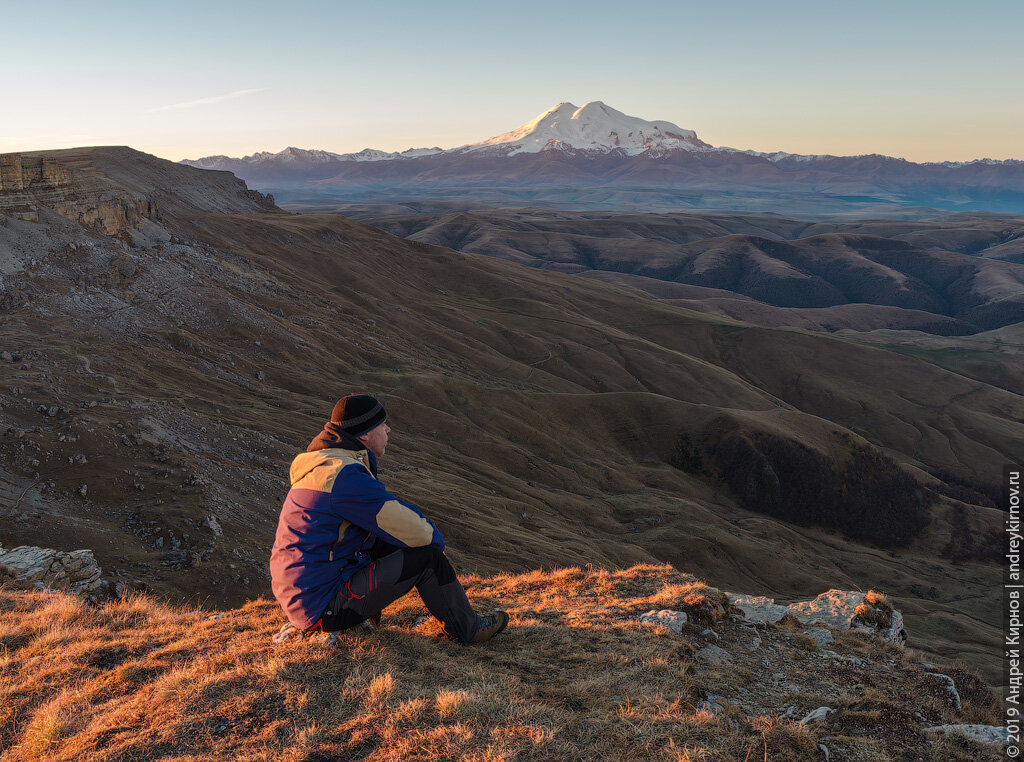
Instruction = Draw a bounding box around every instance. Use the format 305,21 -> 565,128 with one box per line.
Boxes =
4,0 -> 1021,162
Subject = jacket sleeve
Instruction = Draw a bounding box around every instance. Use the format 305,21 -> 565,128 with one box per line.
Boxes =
333,467 -> 445,550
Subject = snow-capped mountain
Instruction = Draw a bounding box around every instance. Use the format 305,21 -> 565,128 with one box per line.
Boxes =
924,158 -> 1024,168
179,102 -> 1024,213
456,101 -> 711,156
184,145 -> 443,171
181,102 -> 710,169
182,102 -> 1022,170
344,146 -> 444,162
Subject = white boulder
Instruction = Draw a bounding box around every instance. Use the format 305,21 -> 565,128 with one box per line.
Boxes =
640,609 -> 688,635
800,706 -> 833,725
728,594 -> 790,624
0,545 -> 104,594
924,724 -> 1008,746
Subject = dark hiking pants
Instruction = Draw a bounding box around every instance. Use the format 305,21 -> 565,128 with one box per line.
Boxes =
318,544 -> 480,645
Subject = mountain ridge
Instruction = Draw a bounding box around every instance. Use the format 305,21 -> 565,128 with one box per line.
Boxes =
182,101 -> 1020,167
179,102 -> 1024,214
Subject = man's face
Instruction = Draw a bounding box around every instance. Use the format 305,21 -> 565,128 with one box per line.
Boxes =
359,422 -> 390,457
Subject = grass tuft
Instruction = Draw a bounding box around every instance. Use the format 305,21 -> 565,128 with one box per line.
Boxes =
855,589 -> 894,630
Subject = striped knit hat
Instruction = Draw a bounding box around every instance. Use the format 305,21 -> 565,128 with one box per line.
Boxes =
330,394 -> 387,437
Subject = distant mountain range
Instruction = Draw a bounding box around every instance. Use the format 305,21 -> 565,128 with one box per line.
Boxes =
182,101 -> 1024,214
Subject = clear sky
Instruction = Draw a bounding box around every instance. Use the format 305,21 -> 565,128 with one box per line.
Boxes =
3,0 -> 1021,162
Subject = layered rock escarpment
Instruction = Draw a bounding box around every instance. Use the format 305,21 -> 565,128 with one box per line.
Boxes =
0,154 -> 159,235
0,147 -> 278,237
0,154 -> 73,190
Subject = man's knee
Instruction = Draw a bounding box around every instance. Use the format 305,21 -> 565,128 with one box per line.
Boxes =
321,606 -> 364,632
398,543 -> 453,584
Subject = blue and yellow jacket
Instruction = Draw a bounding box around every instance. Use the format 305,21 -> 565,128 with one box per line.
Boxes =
269,446 -> 444,629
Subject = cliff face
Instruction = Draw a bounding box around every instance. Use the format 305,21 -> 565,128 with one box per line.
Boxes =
0,154 -> 158,235
0,154 -> 73,190
0,147 -> 277,236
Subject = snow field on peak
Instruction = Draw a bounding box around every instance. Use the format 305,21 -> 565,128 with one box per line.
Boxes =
462,100 -> 707,156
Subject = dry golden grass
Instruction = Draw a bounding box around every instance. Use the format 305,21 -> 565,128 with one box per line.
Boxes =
854,590 -> 894,631
0,565 -> 1003,761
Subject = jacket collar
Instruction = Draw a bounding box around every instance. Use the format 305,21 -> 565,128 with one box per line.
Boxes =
289,447 -> 378,485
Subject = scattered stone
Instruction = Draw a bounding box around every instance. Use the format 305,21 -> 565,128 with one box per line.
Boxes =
700,628 -> 719,642
76,484 -> 88,497
728,594 -> 789,623
928,673 -> 963,710
640,609 -> 688,635
800,706 -> 833,725
255,370 -> 265,381
695,644 -> 734,665
822,650 -> 865,666
924,725 -> 1008,746
698,696 -> 724,715
806,628 -> 834,649
204,515 -> 223,538
818,743 -> 832,761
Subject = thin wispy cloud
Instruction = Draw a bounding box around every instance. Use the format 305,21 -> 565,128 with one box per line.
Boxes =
148,88 -> 264,114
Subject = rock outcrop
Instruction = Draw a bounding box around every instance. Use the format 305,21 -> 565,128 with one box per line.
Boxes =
0,154 -> 73,191
729,588 -> 907,645
0,154 -> 157,235
924,724 -> 1009,746
1,147 -> 277,238
0,544 -> 104,594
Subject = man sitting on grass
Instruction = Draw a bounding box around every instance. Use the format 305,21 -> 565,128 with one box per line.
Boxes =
270,394 -> 508,645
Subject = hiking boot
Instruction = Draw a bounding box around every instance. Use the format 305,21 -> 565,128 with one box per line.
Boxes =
471,610 -> 509,644
272,622 -> 300,644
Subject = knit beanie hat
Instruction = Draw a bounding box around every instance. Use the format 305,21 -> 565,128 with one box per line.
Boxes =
330,394 -> 387,437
